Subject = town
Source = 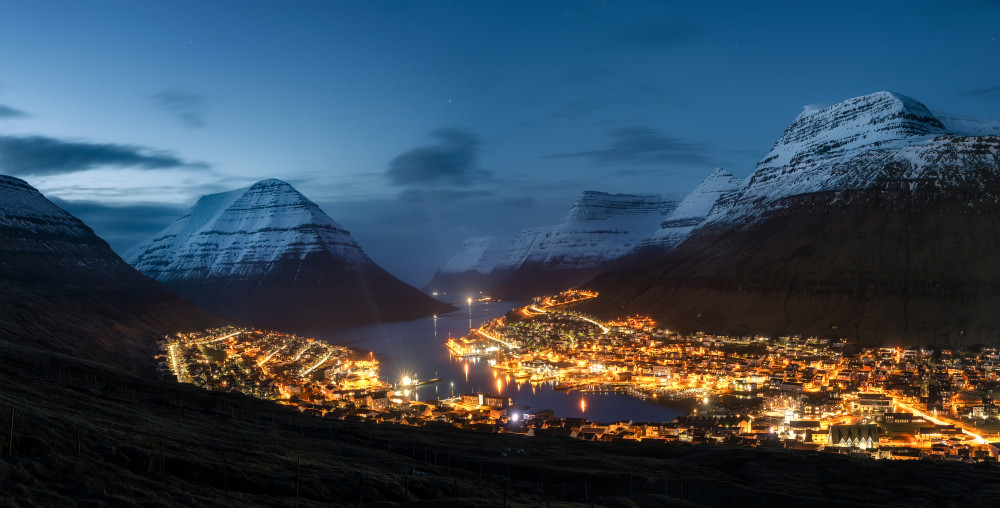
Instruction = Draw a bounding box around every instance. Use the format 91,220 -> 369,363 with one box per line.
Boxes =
451,290 -> 1000,462
159,290 -> 1000,463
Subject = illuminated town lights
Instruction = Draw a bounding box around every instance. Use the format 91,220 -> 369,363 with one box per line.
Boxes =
511,413 -> 519,422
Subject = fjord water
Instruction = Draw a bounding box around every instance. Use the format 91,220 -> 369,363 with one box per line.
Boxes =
324,299 -> 685,424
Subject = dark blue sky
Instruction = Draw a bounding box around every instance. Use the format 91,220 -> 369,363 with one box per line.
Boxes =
1,0 -> 999,284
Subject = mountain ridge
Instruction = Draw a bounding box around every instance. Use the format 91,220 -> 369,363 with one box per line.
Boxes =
127,179 -> 454,332
578,91 -> 1000,346
0,174 -> 225,369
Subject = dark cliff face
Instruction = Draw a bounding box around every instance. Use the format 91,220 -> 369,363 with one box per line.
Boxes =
128,179 -> 455,331
580,92 -> 1000,346
0,175 -> 224,369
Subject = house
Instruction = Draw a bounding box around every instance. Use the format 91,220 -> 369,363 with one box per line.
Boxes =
829,424 -> 879,449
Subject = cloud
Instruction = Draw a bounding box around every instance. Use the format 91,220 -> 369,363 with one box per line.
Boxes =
152,89 -> 207,128
0,104 -> 28,119
50,198 -> 187,254
960,86 -> 1000,99
545,127 -> 713,166
603,21 -> 704,50
0,135 -> 208,176
385,128 -> 490,187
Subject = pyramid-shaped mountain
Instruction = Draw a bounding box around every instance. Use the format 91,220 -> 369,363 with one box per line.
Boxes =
581,92 -> 1000,345
126,179 -> 455,332
0,175 -> 224,369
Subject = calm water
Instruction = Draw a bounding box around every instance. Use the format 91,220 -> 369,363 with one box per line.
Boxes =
322,299 -> 686,424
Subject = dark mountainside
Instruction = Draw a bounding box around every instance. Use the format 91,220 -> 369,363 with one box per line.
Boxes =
0,175 -> 224,370
4,341 -> 1000,507
126,179 -> 455,334
578,92 -> 1000,346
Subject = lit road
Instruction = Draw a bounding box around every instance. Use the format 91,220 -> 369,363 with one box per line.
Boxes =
527,304 -> 609,334
258,345 -> 286,366
191,331 -> 242,346
167,342 -> 187,383
893,398 -> 988,444
475,328 -> 517,349
301,349 -> 334,377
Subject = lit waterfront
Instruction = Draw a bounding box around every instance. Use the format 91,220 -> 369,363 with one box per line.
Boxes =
322,298 -> 687,424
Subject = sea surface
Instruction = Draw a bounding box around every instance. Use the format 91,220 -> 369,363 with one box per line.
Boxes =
322,299 -> 686,424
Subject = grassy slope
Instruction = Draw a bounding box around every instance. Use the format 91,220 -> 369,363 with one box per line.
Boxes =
2,340 -> 1000,507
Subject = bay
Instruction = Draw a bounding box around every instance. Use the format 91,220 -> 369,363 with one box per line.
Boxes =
323,299 -> 686,424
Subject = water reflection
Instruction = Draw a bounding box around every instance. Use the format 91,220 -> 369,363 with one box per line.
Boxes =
324,299 -> 684,424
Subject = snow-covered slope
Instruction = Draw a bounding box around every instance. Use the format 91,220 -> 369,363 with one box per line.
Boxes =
126,179 -> 372,281
706,91 -> 975,223
439,236 -> 502,275
641,168 -> 741,249
522,191 -> 678,269
493,227 -> 550,272
582,91 -> 1000,345
126,179 -> 453,330
933,111 -> 1000,137
1,175 -> 97,240
0,174 -> 223,367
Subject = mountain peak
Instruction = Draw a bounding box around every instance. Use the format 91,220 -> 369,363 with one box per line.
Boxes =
249,178 -> 293,189
759,91 -> 946,173
126,180 -> 452,330
126,179 -> 366,282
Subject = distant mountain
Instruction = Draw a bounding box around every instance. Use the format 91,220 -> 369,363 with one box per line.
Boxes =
580,91 -> 1000,346
426,191 -> 678,298
0,175 -> 223,369
126,179 -> 455,332
639,168 -> 742,250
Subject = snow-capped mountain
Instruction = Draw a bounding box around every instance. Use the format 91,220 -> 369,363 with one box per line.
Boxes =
438,236 -> 502,275
640,168 -> 741,249
0,175 -> 222,367
127,179 -> 454,331
492,227 -> 550,272
522,191 -> 678,269
581,91 -> 1000,345
706,91 -> 996,223
126,179 -> 373,280
426,192 -> 677,298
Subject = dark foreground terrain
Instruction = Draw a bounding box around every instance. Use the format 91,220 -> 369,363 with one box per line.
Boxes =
2,340 -> 999,507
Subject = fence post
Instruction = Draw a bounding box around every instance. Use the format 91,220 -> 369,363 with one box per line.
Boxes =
295,457 -> 300,508
356,468 -> 364,508
8,405 -> 13,456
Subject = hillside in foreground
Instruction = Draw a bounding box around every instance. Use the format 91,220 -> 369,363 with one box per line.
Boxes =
2,339 -> 1000,507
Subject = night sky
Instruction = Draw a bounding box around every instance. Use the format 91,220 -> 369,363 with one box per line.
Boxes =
1,1 -> 999,285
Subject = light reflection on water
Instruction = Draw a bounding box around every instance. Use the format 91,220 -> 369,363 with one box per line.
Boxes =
322,299 -> 685,424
